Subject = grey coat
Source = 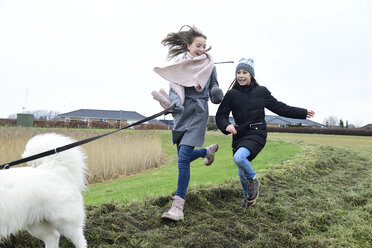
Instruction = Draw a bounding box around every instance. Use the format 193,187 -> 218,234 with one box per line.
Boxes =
170,66 -> 221,147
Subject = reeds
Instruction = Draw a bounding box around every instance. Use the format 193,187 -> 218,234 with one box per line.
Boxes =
0,127 -> 162,183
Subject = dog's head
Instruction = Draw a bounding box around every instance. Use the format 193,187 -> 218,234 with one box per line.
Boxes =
22,133 -> 88,191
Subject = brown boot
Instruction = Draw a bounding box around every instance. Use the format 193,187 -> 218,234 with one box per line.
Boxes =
161,195 -> 185,221
204,144 -> 219,166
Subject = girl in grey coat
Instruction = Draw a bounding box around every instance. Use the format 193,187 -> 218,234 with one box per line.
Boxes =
152,25 -> 223,221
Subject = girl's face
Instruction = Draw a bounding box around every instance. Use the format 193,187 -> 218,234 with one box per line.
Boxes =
187,36 -> 207,57
236,69 -> 252,86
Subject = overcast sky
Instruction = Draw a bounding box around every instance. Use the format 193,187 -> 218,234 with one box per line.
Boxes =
0,0 -> 371,126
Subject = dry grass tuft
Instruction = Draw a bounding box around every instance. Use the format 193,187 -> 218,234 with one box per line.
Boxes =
83,130 -> 162,183
0,127 -> 162,183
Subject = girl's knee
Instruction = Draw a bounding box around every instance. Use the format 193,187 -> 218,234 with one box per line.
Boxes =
233,148 -> 250,165
233,153 -> 246,165
178,145 -> 193,166
178,156 -> 191,166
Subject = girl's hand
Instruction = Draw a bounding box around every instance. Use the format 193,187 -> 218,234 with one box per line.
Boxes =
307,110 -> 315,118
226,124 -> 237,134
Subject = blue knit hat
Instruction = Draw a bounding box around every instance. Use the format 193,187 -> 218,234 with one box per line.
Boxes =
236,58 -> 255,77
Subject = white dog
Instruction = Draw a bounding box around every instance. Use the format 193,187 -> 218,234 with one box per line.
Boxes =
0,133 -> 88,248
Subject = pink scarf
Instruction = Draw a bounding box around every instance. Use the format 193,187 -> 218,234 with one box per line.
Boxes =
154,52 -> 214,104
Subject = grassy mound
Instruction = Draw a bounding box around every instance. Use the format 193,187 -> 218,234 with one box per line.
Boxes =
2,146 -> 371,248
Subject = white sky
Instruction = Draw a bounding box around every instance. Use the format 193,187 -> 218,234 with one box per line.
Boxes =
0,0 -> 371,126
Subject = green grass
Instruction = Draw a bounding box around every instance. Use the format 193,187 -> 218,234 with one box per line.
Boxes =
84,131 -> 301,205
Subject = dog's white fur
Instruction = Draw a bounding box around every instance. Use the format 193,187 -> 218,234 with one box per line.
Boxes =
0,133 -> 88,248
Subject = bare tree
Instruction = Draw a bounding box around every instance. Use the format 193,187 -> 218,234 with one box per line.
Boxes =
352,120 -> 363,128
323,116 -> 339,127
8,110 -> 61,121
32,110 -> 61,120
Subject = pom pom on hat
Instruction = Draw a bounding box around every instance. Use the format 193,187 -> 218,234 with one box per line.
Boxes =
236,58 -> 255,77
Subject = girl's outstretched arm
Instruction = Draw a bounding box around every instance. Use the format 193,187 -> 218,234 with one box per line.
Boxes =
264,87 -> 308,119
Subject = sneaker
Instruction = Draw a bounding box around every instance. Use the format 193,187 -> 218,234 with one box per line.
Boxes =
204,144 -> 219,166
246,177 -> 259,204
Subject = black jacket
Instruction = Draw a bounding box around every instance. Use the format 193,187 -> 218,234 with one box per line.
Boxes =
216,83 -> 307,161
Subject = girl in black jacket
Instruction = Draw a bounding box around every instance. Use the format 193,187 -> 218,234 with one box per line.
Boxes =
215,58 -> 315,207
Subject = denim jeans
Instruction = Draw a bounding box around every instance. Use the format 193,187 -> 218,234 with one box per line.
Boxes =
176,145 -> 207,199
233,147 -> 256,196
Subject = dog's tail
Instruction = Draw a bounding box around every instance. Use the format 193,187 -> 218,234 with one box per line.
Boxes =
22,133 -> 88,191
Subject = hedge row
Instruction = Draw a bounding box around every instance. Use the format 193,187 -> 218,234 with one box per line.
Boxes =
1,118 -> 370,135
207,124 -> 372,136
267,126 -> 372,136
0,118 -> 168,130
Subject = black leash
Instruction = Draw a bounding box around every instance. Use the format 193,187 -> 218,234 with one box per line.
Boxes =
0,106 -> 174,170
215,61 -> 234,64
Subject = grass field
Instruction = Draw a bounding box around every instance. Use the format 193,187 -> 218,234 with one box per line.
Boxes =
267,132 -> 372,152
84,131 -> 372,205
84,131 -> 302,204
2,131 -> 371,248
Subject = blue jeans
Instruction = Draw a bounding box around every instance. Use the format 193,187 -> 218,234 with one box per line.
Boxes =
176,145 -> 207,199
233,147 -> 256,196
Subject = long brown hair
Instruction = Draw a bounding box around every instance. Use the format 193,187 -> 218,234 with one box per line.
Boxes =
228,77 -> 260,90
161,25 -> 211,60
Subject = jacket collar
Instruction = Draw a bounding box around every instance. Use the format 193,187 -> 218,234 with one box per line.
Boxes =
236,82 -> 256,92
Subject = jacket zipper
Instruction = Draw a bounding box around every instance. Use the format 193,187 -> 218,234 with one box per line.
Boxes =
250,122 -> 263,126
